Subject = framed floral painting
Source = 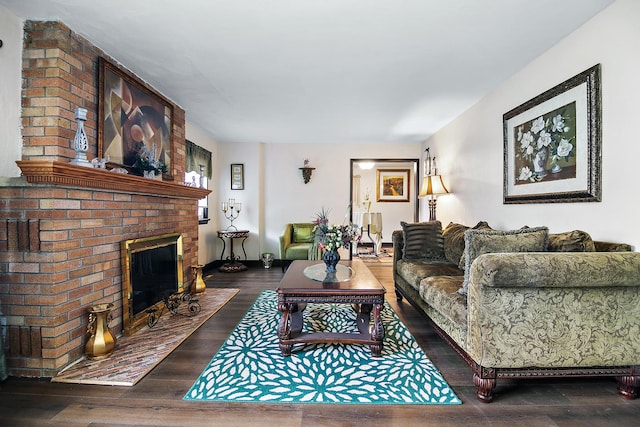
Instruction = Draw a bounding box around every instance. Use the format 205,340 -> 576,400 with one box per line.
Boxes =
503,64 -> 601,203
376,169 -> 410,202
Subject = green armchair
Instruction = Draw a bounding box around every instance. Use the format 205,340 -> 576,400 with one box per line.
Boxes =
279,223 -> 319,271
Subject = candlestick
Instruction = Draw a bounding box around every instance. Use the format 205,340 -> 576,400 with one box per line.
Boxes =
199,164 -> 205,188
221,198 -> 241,230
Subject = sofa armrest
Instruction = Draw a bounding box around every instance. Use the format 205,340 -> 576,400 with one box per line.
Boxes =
279,224 -> 293,259
466,251 -> 640,369
392,230 -> 404,276
469,252 -> 640,289
392,229 -> 404,260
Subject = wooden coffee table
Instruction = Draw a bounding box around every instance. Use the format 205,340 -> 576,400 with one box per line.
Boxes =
276,259 -> 386,357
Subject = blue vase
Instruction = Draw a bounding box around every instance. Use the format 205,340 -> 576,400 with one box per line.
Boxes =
322,250 -> 340,273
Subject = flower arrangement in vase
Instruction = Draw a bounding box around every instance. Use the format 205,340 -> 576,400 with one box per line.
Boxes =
134,143 -> 168,179
313,207 -> 360,273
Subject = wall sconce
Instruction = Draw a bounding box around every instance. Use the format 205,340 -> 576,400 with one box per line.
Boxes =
419,148 -> 450,221
299,158 -> 315,184
221,198 -> 242,230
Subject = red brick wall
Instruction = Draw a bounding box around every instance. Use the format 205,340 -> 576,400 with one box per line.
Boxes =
21,21 -> 98,162
0,21 -> 198,377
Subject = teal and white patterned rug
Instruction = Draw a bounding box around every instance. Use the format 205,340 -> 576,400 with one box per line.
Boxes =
184,290 -> 461,404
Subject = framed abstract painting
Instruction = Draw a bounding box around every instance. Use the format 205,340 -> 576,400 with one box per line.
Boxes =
98,57 -> 174,178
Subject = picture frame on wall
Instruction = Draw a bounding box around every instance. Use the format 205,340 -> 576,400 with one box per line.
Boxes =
98,57 -> 174,178
231,163 -> 244,190
376,169 -> 410,202
503,64 -> 601,204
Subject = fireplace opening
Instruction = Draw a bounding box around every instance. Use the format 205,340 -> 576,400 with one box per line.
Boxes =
121,233 -> 184,335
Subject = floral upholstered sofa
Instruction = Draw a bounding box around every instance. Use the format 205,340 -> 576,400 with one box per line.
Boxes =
392,220 -> 640,402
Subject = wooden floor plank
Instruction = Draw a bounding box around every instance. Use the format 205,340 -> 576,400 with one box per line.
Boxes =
1,262 -> 639,426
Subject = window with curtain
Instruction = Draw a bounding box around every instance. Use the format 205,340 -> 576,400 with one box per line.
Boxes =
185,140 -> 212,224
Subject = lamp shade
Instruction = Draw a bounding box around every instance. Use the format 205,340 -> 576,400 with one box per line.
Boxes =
419,175 -> 449,197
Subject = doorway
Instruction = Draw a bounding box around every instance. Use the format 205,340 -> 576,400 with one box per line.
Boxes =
349,158 -> 419,257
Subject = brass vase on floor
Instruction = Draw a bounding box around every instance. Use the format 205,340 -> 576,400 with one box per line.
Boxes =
85,303 -> 116,360
191,265 -> 206,294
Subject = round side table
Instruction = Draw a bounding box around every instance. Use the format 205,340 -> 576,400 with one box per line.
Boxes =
217,229 -> 249,272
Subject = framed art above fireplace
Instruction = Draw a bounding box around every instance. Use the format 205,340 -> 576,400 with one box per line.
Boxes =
98,57 -> 175,179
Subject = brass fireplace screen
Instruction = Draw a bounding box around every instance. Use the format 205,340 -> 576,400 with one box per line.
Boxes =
121,233 -> 184,335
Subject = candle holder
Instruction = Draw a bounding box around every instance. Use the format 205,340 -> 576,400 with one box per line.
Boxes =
70,107 -> 92,167
198,164 -> 206,188
221,198 -> 242,230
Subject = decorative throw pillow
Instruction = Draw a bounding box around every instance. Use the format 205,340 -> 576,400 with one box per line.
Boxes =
292,224 -> 315,243
547,230 -> 596,252
401,221 -> 446,261
459,226 -> 549,295
443,223 -> 468,265
442,221 -> 492,266
442,221 -> 493,270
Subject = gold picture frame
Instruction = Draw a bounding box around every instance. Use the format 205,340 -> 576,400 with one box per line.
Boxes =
376,169 -> 410,202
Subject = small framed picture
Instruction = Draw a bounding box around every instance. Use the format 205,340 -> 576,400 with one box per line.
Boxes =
376,169 -> 410,202
231,163 -> 244,190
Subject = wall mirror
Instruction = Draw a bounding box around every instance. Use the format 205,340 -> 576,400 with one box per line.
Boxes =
349,158 -> 419,257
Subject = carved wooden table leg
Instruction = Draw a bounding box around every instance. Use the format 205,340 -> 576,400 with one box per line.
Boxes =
277,302 -> 293,356
355,303 -> 370,336
278,302 -> 306,356
369,303 -> 384,357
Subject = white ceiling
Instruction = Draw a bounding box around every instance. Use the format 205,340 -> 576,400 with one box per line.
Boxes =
1,0 -> 615,145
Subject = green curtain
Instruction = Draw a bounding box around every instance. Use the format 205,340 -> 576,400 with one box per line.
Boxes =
185,140 -> 212,179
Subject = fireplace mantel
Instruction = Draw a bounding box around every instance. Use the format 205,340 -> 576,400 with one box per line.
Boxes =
16,160 -> 211,200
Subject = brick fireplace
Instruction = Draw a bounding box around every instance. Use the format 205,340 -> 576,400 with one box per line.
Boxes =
0,21 -> 208,377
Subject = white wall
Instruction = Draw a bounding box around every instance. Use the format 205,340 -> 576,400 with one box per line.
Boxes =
211,142 -> 421,263
425,0 -> 640,248
0,7 -> 23,177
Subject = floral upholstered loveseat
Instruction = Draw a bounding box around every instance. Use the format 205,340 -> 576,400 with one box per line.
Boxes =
392,220 -> 640,403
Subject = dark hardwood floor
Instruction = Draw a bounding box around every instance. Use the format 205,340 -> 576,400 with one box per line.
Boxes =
1,262 -> 639,426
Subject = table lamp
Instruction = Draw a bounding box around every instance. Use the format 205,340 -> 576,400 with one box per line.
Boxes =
419,148 -> 449,221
